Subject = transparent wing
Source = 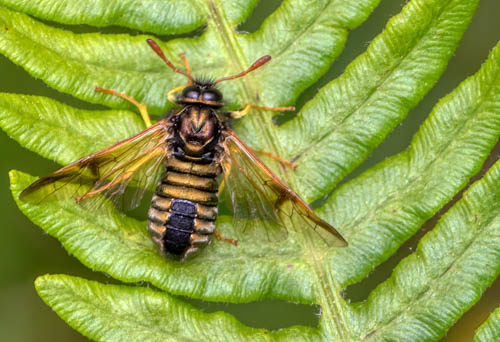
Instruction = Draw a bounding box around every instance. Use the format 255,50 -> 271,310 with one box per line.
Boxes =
20,120 -> 172,211
221,130 -> 347,247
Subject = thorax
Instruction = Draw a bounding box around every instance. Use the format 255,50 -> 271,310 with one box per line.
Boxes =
172,105 -> 223,160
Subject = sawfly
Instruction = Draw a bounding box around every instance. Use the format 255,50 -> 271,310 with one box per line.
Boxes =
20,39 -> 347,260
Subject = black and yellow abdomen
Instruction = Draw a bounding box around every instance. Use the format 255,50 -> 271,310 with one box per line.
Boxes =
147,156 -> 220,259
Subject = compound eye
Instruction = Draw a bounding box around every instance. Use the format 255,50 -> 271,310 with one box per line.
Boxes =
182,86 -> 200,100
201,89 -> 222,102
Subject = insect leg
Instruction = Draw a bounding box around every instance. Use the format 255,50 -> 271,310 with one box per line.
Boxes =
167,84 -> 189,103
95,87 -> 152,127
215,231 -> 238,246
218,178 -> 226,193
179,53 -> 193,83
249,148 -> 297,170
228,104 -> 295,119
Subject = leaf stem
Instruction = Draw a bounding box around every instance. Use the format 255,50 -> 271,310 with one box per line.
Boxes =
206,2 -> 351,339
310,244 -> 351,341
206,0 -> 285,162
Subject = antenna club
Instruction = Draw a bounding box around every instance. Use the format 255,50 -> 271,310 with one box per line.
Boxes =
213,55 -> 273,85
258,55 -> 271,64
146,39 -> 163,57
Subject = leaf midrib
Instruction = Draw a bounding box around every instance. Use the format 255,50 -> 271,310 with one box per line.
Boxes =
308,247 -> 351,341
206,0 -> 350,338
207,0 -> 283,161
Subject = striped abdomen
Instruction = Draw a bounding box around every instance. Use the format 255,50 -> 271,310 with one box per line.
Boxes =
147,156 -> 220,259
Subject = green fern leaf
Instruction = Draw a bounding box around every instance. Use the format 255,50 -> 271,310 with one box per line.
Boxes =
475,306 -> 500,342
35,274 -> 318,341
1,0 -> 498,341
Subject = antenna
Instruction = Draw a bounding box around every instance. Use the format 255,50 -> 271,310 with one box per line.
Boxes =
146,39 -> 195,84
213,56 -> 271,85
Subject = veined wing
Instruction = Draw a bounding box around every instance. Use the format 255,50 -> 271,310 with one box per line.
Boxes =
221,130 -> 347,247
20,120 -> 172,210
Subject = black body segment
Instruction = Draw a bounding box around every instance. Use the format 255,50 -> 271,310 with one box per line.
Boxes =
164,200 -> 196,255
171,200 -> 197,216
147,152 -> 220,259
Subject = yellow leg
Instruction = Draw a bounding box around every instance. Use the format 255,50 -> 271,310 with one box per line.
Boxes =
179,53 -> 192,83
250,148 -> 297,170
167,84 -> 189,103
230,104 -> 251,119
229,104 -> 295,119
215,231 -> 238,246
218,178 -> 226,194
95,87 -> 152,127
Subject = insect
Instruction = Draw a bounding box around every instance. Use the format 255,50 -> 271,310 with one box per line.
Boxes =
20,39 -> 347,260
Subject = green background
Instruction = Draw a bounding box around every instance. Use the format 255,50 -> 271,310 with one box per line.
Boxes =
0,0 -> 498,341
